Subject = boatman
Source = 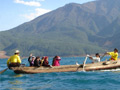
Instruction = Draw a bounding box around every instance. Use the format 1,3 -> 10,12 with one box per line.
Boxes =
7,50 -> 21,69
89,53 -> 100,63
105,48 -> 118,61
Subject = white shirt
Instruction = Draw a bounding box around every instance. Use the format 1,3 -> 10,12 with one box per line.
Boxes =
92,57 -> 100,63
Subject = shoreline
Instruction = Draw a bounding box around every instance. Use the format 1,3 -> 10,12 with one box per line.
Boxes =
0,51 -> 9,59
0,51 -> 119,59
0,51 -> 93,59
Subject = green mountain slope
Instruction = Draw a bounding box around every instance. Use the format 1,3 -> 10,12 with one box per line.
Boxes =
0,0 -> 120,56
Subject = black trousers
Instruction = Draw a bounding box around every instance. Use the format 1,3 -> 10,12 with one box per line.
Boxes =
9,63 -> 20,67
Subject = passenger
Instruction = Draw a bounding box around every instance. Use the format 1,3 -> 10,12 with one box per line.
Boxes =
7,50 -> 21,69
52,56 -> 61,66
34,56 -> 41,67
105,48 -> 118,61
42,56 -> 51,67
28,54 -> 36,66
52,56 -> 57,66
41,56 -> 45,66
89,53 -> 100,63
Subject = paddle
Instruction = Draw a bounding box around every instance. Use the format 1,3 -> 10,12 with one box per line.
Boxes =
76,55 -> 89,72
0,68 -> 8,74
83,55 -> 89,71
100,53 -> 106,60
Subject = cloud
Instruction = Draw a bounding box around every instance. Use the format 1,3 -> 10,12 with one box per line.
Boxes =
22,8 -> 51,20
14,0 -> 41,7
36,0 -> 45,1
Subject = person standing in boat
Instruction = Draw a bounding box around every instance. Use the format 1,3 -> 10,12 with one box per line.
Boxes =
7,50 -> 21,69
105,48 -> 118,61
34,56 -> 41,67
89,53 -> 100,63
42,56 -> 51,67
28,54 -> 36,66
52,56 -> 61,66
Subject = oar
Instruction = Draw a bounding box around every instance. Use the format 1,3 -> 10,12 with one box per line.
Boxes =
100,53 -> 106,60
0,68 -> 8,74
83,55 -> 89,71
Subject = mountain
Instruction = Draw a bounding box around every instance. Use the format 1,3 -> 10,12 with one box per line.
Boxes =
0,0 -> 120,56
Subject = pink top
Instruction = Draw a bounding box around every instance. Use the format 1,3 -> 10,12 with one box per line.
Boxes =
53,59 -> 61,66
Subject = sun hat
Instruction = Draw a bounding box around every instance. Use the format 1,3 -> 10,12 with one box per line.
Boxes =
32,56 -> 36,58
15,50 -> 20,54
57,56 -> 61,60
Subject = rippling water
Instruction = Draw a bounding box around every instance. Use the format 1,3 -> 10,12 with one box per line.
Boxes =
1,57 -> 120,90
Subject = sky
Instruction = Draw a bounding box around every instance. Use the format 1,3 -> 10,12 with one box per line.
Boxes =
0,0 -> 95,31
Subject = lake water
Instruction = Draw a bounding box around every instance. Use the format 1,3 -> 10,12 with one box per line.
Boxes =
1,56 -> 120,90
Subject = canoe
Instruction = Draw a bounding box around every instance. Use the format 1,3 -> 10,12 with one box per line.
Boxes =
10,59 -> 120,74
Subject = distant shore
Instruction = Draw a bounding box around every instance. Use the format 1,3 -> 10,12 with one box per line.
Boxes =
0,50 -> 119,59
0,51 -> 9,59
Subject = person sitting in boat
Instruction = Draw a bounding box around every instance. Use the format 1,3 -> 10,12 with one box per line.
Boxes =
52,56 -> 57,66
89,53 -> 100,63
105,48 -> 118,61
34,56 -> 41,67
42,56 -> 51,67
52,56 -> 61,66
40,56 -> 45,66
28,54 -> 36,66
7,50 -> 21,69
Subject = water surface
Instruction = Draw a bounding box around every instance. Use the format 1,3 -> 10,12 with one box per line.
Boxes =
1,57 -> 120,90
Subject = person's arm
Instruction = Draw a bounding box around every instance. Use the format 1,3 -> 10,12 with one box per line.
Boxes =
28,56 -> 31,62
28,54 -> 32,61
106,52 -> 113,56
7,58 -> 10,67
89,56 -> 93,60
17,56 -> 21,64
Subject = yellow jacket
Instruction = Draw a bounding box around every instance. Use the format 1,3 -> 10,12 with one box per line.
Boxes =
7,54 -> 21,66
40,59 -> 44,66
108,52 -> 118,60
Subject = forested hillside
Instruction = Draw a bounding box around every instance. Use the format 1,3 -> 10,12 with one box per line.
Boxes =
0,0 -> 120,56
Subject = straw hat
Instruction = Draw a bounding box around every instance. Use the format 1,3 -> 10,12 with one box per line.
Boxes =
15,50 -> 20,54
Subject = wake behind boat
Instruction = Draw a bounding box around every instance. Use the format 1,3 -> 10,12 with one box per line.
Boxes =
10,59 -> 120,74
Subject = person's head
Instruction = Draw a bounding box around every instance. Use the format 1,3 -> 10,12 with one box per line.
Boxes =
114,48 -> 118,53
42,56 -> 45,60
56,56 -> 61,60
95,53 -> 100,57
14,50 -> 20,55
44,56 -> 48,61
32,56 -> 36,60
53,56 -> 58,60
36,56 -> 40,60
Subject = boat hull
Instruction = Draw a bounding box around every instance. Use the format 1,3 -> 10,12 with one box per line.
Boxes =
10,60 -> 120,74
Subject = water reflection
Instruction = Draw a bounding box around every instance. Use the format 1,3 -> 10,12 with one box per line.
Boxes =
13,74 -> 23,78
8,75 -> 24,90
8,87 -> 23,90
9,80 -> 23,85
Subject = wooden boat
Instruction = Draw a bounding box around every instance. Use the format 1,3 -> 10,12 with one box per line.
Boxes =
10,59 -> 120,74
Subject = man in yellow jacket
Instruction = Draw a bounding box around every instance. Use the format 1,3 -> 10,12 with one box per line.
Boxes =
105,48 -> 118,61
7,50 -> 21,68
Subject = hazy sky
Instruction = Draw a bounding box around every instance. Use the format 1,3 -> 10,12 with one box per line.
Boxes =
0,0 -> 95,31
